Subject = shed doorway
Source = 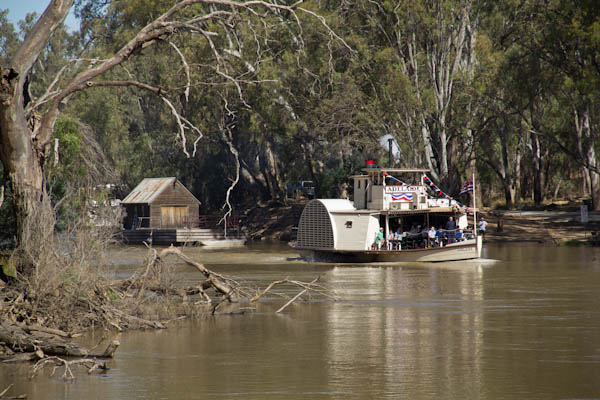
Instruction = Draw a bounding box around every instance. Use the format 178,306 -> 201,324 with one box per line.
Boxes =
161,206 -> 189,228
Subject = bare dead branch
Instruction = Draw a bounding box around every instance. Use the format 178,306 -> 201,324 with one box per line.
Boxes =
168,41 -> 191,102
157,245 -> 240,300
276,288 -> 308,313
81,80 -> 203,157
31,356 -> 108,380
219,123 -> 241,235
251,279 -> 290,302
298,6 -> 355,54
251,276 -> 338,304
78,80 -> 165,95
35,0 -> 349,150
26,58 -> 107,117
0,384 -> 13,398
162,97 -> 204,157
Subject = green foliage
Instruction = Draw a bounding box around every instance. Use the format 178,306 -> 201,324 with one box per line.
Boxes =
0,9 -> 19,64
7,0 -> 600,218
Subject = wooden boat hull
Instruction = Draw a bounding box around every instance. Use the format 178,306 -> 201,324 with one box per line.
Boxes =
296,237 -> 482,263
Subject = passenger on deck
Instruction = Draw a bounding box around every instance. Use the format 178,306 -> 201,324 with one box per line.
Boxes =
478,218 -> 488,235
436,227 -> 446,246
394,229 -> 402,241
445,216 -> 456,243
387,231 -> 395,250
427,226 -> 436,247
375,228 -> 384,250
394,229 -> 403,250
420,226 -> 428,246
455,229 -> 464,241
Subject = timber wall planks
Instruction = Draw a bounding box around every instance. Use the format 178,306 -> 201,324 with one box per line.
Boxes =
150,182 -> 199,228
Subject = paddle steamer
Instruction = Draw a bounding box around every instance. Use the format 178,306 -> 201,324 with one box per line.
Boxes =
292,167 -> 482,262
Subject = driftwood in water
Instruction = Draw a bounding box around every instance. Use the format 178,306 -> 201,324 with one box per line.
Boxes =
251,276 -> 336,304
0,322 -> 119,360
31,356 -> 110,380
157,245 -> 238,302
0,384 -> 27,400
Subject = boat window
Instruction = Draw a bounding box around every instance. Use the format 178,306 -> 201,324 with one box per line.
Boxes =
345,221 -> 353,228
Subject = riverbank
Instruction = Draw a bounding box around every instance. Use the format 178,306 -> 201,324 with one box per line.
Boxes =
481,210 -> 600,244
242,199 -> 600,245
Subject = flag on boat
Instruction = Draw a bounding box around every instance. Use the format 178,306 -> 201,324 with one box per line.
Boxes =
391,193 -> 413,202
459,179 -> 473,195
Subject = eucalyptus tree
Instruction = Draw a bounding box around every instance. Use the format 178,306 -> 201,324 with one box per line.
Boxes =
482,0 -> 600,208
0,11 -> 18,66
532,0 -> 600,209
320,0 -> 480,194
0,0 -> 347,266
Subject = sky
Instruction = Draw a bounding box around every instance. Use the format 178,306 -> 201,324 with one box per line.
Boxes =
3,0 -> 78,30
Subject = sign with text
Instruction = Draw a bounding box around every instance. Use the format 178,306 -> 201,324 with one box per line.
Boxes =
385,185 -> 423,194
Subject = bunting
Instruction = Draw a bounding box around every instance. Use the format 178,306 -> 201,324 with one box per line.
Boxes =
422,175 -> 470,212
382,172 -> 408,185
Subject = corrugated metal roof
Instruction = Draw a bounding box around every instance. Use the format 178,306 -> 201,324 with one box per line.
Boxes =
121,177 -> 177,204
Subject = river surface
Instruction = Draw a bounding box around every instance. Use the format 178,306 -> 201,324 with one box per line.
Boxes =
2,243 -> 600,399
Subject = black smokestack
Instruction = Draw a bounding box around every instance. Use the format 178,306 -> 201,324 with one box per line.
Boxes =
388,138 -> 394,167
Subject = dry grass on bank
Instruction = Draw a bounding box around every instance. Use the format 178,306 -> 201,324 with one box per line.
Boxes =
480,210 -> 599,244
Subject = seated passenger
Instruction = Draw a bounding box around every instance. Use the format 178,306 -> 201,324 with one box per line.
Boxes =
387,231 -> 395,250
394,229 -> 402,241
455,229 -> 464,241
427,226 -> 437,247
436,227 -> 446,246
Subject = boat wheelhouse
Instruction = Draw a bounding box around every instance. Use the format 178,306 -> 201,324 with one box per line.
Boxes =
293,167 -> 482,262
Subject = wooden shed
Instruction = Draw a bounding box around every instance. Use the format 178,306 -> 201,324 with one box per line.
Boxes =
121,177 -> 200,230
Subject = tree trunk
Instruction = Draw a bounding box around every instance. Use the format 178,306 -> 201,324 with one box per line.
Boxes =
528,110 -> 544,205
258,139 -> 284,202
0,0 -> 73,258
302,142 -> 319,197
532,133 -> 543,205
574,108 -> 600,210
0,69 -> 51,257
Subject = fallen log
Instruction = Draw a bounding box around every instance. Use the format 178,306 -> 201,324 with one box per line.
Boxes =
0,322 -> 119,359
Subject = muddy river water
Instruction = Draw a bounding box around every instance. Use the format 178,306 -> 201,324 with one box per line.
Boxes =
1,242 -> 600,399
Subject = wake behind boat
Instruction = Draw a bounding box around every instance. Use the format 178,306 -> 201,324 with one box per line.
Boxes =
292,166 -> 482,263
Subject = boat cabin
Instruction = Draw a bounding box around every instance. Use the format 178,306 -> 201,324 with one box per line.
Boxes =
352,168 -> 451,211
121,177 -> 200,230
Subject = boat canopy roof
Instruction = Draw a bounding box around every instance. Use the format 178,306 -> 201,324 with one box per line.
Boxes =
315,199 -> 356,212
364,167 -> 429,173
349,168 -> 430,178
329,207 -> 460,215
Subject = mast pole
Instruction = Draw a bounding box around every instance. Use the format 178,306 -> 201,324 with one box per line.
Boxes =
472,171 -> 477,236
